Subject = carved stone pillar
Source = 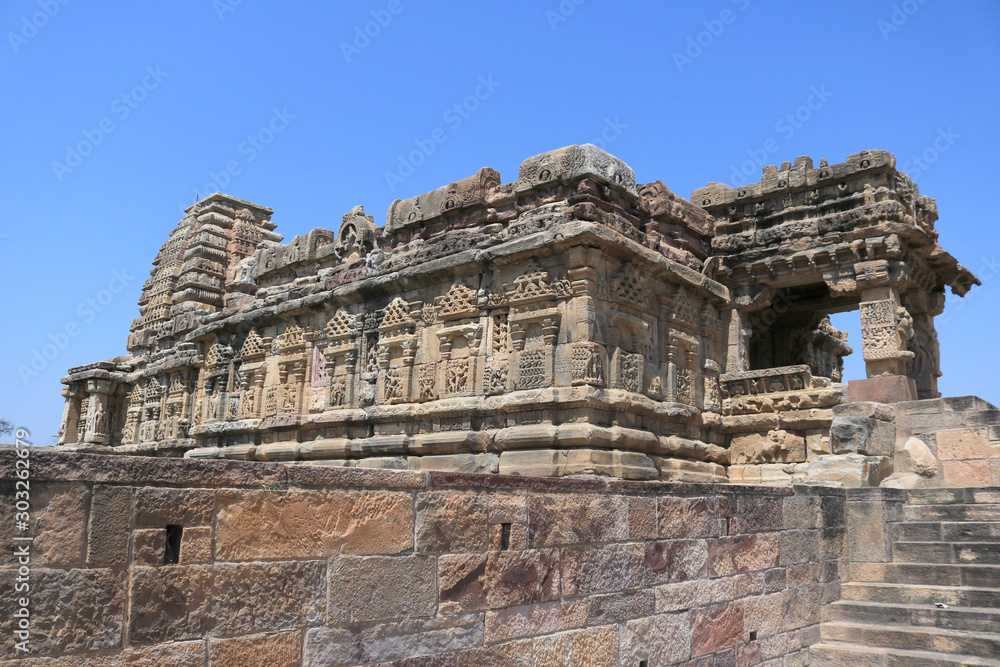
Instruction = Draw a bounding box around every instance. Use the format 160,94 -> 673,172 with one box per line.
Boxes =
83,379 -> 113,445
859,286 -> 914,378
57,384 -> 84,445
902,291 -> 945,399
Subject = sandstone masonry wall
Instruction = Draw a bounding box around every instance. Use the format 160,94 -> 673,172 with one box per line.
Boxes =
0,448 -> 851,666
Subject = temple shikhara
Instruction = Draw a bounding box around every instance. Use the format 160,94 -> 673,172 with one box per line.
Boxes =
56,145 -> 980,487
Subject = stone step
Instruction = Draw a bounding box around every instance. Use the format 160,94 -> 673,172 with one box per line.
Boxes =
894,542 -> 1000,565
824,600 -> 1000,634
842,582 -> 1000,608
903,504 -> 1000,522
851,563 -> 1000,588
821,620 -> 1000,658
895,522 -> 1000,543
810,641 -> 1000,666
906,488 -> 1000,505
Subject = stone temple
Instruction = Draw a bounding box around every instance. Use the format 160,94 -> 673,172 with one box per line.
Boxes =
56,144 -> 983,487
15,144 -> 1000,666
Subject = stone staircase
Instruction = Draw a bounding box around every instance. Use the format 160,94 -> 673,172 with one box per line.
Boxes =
812,488 -> 1000,666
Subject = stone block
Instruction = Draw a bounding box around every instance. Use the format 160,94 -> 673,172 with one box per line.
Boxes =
134,487 -> 215,526
832,402 -> 895,421
941,459 -> 992,487
532,626 -> 619,667
642,539 -> 709,583
416,491 -> 488,553
734,495 -> 784,533
484,600 -> 586,644
620,612 -> 692,665
657,496 -> 720,539
846,501 -> 890,563
721,413 -> 779,434
560,543 -> 644,596
527,493 -> 627,547
133,528 -> 166,566
586,590 -> 655,625
439,549 -> 560,613
936,427 -> 997,460
731,430 -> 806,464
691,602 -> 744,656
0,482 -> 89,567
779,530 -> 820,565
654,457 -> 727,483
129,562 -> 325,644
782,494 -> 821,530
488,493 -> 527,524
805,454 -> 890,487
456,638 -> 533,667
0,641 -> 207,666
0,568 -> 126,658
848,375 -> 916,403
304,615 -> 482,666
180,526 -> 213,563
210,631 -> 302,667
627,495 -> 656,540
408,453 -> 499,474
498,448 -> 658,480
87,485 -> 132,566
708,533 -> 780,575
329,556 -> 436,623
215,489 -> 412,560
830,416 -> 889,455
778,409 -> 834,430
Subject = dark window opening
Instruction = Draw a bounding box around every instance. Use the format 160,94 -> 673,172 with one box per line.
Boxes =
500,523 -> 512,550
164,525 -> 183,565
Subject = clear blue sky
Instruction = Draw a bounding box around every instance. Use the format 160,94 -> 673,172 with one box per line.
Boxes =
2,0 -> 998,443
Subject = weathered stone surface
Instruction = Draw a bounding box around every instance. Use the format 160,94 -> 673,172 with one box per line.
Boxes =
526,493 -> 627,547
900,436 -> 938,476
129,562 -> 325,644
0,482 -> 89,567
0,641 -> 206,666
708,533 -> 780,575
304,615 -> 483,666
86,484 -> 131,566
620,612 -> 692,664
627,495 -> 656,540
456,639 -> 532,667
439,549 -> 560,613
586,590 -> 655,625
134,486 -> 214,526
180,525 -> 213,562
658,496 -> 721,538
133,528 -> 166,566
416,491 -> 488,553
0,568 -> 126,658
941,458 -> 992,486
532,626 -> 618,667
215,488 -> 412,559
209,631 -> 301,667
936,427 -> 998,460
329,556 -> 436,623
805,454 -> 890,488
690,601 -> 743,656
484,600 -> 585,644
731,430 -> 806,465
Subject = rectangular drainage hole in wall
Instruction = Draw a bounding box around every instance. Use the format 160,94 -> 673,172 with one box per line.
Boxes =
749,630 -> 758,641
164,525 -> 182,565
639,661 -> 648,667
500,523 -> 511,550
